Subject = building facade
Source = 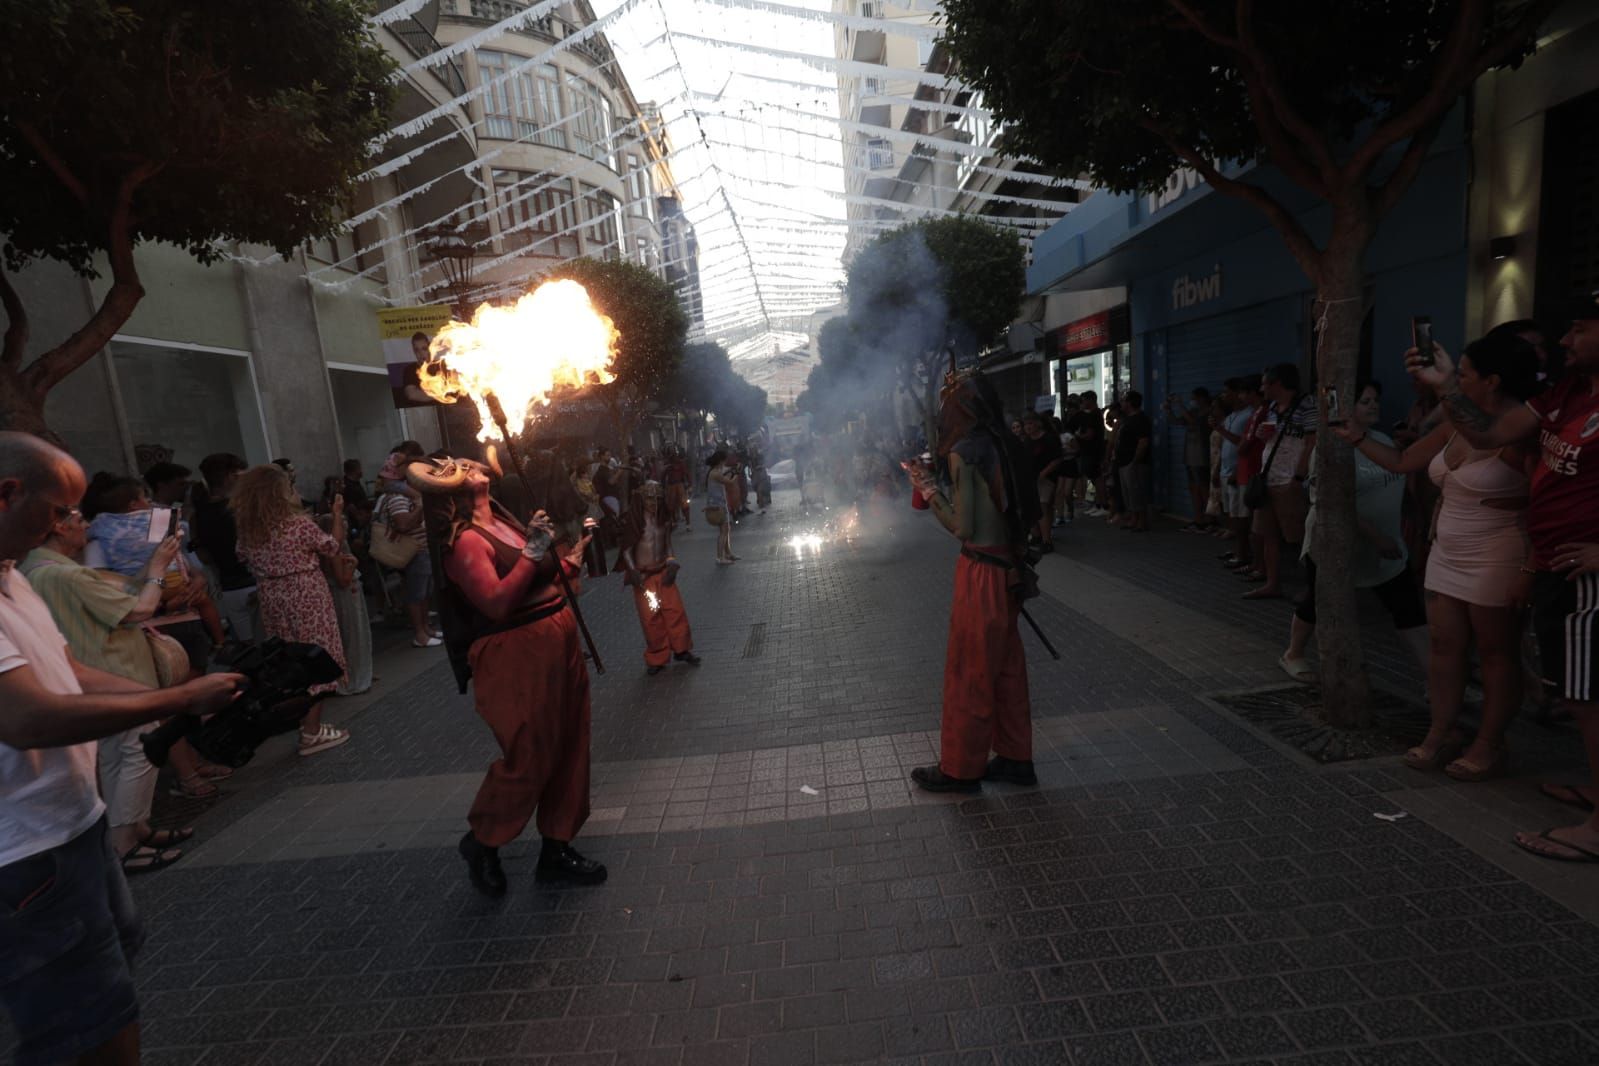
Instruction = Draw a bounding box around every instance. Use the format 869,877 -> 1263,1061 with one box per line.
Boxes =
10,0 -> 696,489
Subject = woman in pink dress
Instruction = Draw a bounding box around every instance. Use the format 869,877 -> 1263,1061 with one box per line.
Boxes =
1338,332 -> 1538,780
232,464 -> 351,756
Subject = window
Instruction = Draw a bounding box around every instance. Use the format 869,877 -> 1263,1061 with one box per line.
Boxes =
624,154 -> 653,217
493,169 -> 576,252
864,75 -> 885,97
579,183 -> 619,256
478,51 -> 565,147
565,74 -> 614,164
866,137 -> 894,171
860,1 -> 881,17
917,38 -> 935,66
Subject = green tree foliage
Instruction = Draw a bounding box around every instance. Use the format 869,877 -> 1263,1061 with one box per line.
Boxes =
942,0 -> 1553,726
0,0 -> 398,438
548,257 -> 689,434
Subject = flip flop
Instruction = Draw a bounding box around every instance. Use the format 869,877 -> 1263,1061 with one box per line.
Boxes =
138,826 -> 195,848
121,844 -> 183,875
1512,828 -> 1599,863
1278,654 -> 1315,682
1539,783 -> 1597,812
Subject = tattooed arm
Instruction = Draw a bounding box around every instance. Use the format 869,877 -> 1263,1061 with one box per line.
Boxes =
1406,345 -> 1540,449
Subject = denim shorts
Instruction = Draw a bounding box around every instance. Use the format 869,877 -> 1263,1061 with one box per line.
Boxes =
0,818 -> 143,1065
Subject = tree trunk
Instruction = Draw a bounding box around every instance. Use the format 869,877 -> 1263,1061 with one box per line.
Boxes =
1310,236 -> 1373,727
0,364 -> 62,445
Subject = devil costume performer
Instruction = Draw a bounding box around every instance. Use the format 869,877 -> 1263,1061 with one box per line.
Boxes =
407,454 -> 606,895
616,481 -> 700,674
906,372 -> 1042,793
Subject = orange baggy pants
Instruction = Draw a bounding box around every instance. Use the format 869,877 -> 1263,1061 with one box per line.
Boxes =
633,570 -> 694,667
940,551 -> 1032,780
466,607 -> 591,846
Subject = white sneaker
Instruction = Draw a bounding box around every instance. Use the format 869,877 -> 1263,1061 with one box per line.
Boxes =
299,723 -> 350,756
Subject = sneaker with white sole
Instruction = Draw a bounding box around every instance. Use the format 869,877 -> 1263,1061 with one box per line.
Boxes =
299,723 -> 350,756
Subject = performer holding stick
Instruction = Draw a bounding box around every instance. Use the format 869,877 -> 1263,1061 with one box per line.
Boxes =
617,481 -> 700,675
407,453 -> 606,895
904,371 -> 1042,793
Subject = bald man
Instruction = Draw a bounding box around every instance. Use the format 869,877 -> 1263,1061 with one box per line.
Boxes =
0,432 -> 242,1066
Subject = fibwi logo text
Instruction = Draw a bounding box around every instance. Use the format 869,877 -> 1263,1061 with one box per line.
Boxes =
1172,264 -> 1222,309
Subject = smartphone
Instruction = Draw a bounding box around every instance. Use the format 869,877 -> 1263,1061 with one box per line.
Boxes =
1411,316 -> 1435,366
145,507 -> 171,544
1325,387 -> 1343,426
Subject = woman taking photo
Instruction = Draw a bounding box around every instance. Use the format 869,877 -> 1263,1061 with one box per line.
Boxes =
1334,332 -> 1539,780
21,513 -> 212,869
232,465 -> 351,756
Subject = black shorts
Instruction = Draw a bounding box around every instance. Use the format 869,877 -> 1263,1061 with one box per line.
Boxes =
1531,570 -> 1599,702
1057,460 -> 1080,480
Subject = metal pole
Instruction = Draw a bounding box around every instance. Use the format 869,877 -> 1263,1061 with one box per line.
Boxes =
1019,606 -> 1061,660
485,392 -> 606,674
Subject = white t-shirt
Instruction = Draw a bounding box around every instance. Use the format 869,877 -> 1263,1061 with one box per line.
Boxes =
0,564 -> 105,867
1264,395 -> 1319,488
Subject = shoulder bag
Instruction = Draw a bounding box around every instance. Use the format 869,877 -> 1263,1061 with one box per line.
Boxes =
1243,396 -> 1305,509
368,495 -> 420,570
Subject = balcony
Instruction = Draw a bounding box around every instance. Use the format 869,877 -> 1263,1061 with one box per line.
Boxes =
463,2 -> 616,75
388,1 -> 468,98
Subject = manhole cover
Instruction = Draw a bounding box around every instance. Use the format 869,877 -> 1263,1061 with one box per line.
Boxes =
1209,684 -> 1430,764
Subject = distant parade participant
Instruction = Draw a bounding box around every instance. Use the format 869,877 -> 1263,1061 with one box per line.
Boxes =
905,371 -> 1041,793
407,453 -> 606,895
617,481 -> 700,675
662,446 -> 692,528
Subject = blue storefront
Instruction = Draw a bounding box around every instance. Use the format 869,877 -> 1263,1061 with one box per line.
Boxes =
1027,112 -> 1470,515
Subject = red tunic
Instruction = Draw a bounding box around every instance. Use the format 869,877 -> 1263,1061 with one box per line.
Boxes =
448,523 -> 590,845
940,545 -> 1032,779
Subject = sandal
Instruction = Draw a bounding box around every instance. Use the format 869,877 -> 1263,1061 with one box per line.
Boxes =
1512,827 -> 1599,863
1403,733 -> 1465,772
169,774 -> 219,800
299,723 -> 350,756
121,844 -> 183,875
1445,749 -> 1508,782
1539,783 -> 1597,812
1278,654 -> 1315,682
196,763 -> 233,780
138,826 -> 195,848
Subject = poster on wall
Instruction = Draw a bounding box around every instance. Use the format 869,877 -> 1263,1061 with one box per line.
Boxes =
377,305 -> 454,409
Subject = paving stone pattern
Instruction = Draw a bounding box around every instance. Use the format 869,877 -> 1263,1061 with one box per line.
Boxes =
7,490 -> 1599,1065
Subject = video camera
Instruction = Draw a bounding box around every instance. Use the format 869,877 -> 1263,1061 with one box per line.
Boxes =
141,639 -> 344,769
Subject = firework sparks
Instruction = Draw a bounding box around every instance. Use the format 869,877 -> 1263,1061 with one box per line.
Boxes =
644,589 -> 660,614
417,279 -> 618,442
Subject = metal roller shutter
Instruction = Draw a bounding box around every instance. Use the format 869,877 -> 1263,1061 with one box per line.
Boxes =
1158,305 -> 1280,513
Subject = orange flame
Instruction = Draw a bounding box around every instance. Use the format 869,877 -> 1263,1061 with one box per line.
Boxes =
419,279 -> 618,441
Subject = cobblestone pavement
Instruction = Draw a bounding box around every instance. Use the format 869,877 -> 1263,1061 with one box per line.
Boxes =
15,490 -> 1599,1065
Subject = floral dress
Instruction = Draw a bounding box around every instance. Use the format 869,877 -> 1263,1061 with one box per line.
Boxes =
238,514 -> 347,695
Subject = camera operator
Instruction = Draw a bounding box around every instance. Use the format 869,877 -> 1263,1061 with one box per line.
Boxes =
0,432 -> 241,1066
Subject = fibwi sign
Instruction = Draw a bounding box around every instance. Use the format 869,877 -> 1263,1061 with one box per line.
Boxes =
1171,264 -> 1223,310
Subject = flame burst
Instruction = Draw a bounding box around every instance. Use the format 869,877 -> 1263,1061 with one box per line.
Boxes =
644,589 -> 660,614
419,279 -> 618,441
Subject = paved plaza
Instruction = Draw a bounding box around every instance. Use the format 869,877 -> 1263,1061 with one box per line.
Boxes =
28,490 -> 1599,1065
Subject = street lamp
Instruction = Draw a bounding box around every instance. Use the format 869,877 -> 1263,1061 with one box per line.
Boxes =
418,220 -> 490,320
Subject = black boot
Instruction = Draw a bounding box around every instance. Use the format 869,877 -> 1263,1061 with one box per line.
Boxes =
910,765 -> 981,794
674,651 -> 701,665
458,832 -> 507,897
984,756 -> 1038,786
535,839 -> 608,885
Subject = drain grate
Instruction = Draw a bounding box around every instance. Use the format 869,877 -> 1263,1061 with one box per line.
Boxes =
742,622 -> 767,659
1210,684 -> 1428,764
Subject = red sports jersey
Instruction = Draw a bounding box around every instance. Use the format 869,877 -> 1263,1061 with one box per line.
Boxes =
1526,375 -> 1599,568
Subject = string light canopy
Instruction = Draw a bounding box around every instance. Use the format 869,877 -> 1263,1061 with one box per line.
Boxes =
332,0 -> 1079,374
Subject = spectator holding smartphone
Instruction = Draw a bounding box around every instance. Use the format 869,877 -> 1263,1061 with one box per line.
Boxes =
0,432 -> 241,1066
1406,294 -> 1599,862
